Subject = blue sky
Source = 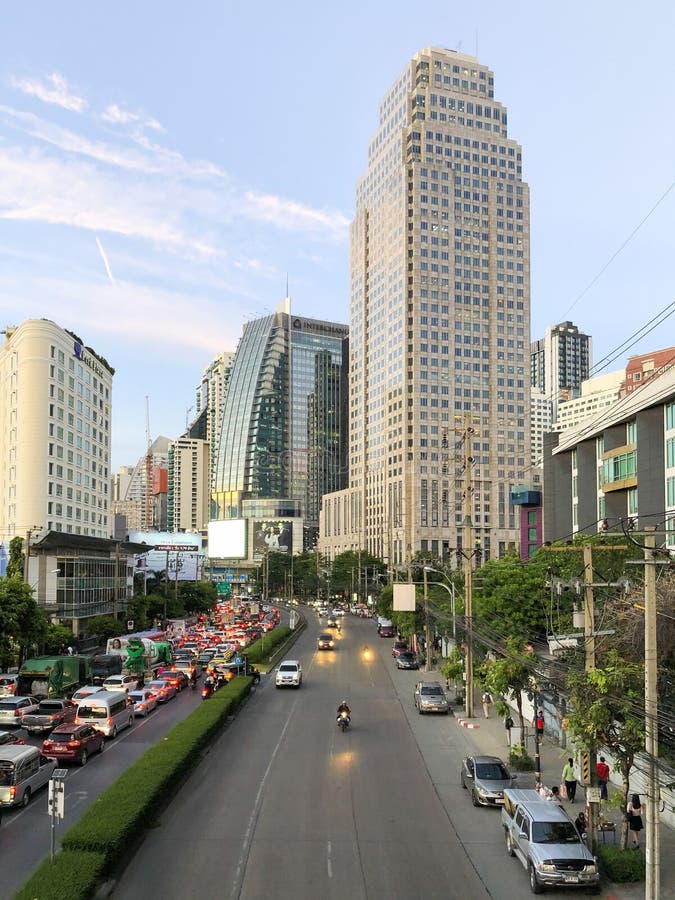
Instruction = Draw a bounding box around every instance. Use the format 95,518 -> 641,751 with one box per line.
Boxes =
2,2 -> 675,470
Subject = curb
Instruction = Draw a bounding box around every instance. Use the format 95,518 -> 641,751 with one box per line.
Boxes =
456,718 -> 480,729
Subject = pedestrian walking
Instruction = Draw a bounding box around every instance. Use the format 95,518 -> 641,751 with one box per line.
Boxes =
626,794 -> 644,848
535,710 -> 545,740
596,756 -> 610,801
561,757 -> 577,803
481,690 -> 493,718
504,713 -> 514,746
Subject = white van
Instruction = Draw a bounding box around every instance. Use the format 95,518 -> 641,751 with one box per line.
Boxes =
0,745 -> 56,808
71,685 -> 106,703
74,690 -> 133,738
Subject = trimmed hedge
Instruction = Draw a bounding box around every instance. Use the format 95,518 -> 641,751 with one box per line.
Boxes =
13,849 -> 106,900
61,677 -> 251,863
598,843 -> 645,882
245,626 -> 292,664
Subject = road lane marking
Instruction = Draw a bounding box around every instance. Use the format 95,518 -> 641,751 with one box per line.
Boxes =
327,840 -> 333,878
230,649 -> 319,899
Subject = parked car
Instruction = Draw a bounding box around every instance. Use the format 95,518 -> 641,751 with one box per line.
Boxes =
144,679 -> 176,702
391,640 -> 408,658
275,660 -> 302,689
378,624 -> 395,638
0,696 -> 40,727
317,633 -> 335,650
395,651 -> 419,670
502,788 -> 600,893
129,690 -> 158,717
103,674 -> 141,693
413,681 -> 449,714
42,723 -> 106,765
460,755 -> 517,807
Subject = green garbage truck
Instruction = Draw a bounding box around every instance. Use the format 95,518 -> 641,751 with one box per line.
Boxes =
16,656 -> 92,699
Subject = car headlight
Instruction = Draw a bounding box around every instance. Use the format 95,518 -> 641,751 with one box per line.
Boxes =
538,864 -> 557,874
583,864 -> 598,874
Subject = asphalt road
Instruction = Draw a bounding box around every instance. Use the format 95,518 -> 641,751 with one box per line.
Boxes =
0,683 -> 202,899
113,615 -> 492,900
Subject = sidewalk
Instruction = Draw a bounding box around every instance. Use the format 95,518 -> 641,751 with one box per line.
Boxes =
446,683 -> 675,900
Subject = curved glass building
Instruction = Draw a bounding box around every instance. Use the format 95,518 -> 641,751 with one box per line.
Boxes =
212,299 -> 348,553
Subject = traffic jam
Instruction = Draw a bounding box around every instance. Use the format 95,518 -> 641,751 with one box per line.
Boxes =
0,600 -> 279,813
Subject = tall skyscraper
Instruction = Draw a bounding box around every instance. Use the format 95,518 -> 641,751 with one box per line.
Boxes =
0,319 -> 113,541
196,351 -> 234,498
212,299 -> 348,555
531,321 -> 592,420
320,47 -> 530,564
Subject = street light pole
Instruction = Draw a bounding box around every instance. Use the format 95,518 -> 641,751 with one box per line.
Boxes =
423,565 -> 431,672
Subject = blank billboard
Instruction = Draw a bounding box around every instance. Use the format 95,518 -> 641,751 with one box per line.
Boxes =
208,519 -> 246,559
393,583 -> 416,611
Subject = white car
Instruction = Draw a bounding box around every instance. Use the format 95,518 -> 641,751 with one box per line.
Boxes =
129,689 -> 158,717
275,660 -> 302,689
103,674 -> 140,693
0,695 -> 40,725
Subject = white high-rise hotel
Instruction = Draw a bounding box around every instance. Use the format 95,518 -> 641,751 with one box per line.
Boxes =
320,47 -> 530,564
0,319 -> 113,542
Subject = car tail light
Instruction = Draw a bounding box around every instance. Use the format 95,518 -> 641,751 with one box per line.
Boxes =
107,717 -> 113,726
13,709 -> 20,717
74,716 -> 81,724
68,740 -> 81,747
9,786 -> 16,802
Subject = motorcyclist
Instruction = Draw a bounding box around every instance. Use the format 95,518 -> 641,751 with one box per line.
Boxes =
336,700 -> 351,721
190,669 -> 198,689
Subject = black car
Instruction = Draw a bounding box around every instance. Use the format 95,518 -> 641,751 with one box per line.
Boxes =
395,651 -> 419,670
317,633 -> 335,650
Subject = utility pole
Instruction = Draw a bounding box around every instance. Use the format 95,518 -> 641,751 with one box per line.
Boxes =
582,543 -> 600,853
463,414 -> 474,718
423,565 -> 431,672
23,527 -> 34,582
644,527 -> 660,900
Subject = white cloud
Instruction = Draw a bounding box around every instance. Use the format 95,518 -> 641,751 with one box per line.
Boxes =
11,73 -> 86,113
100,103 -> 163,132
243,190 -> 350,239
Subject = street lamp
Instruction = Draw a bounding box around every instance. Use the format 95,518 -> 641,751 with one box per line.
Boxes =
423,566 -> 457,643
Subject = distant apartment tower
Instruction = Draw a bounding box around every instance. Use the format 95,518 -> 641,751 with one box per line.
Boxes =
212,299 -> 348,554
196,351 -> 234,498
320,47 -> 531,564
111,436 -> 170,532
167,437 -> 210,533
0,319 -> 113,541
531,321 -> 592,421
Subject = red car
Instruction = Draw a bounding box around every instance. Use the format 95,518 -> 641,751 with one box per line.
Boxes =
0,731 -> 25,746
42,723 -> 106,765
145,679 -> 177,701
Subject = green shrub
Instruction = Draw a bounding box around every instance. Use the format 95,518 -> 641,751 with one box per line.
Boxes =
13,849 -> 106,900
508,746 -> 535,771
598,843 -> 645,882
245,626 -> 292,663
62,678 -> 250,863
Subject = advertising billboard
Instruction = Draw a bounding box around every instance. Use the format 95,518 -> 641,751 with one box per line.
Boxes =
129,530 -> 203,581
207,519 -> 246,559
252,520 -> 293,556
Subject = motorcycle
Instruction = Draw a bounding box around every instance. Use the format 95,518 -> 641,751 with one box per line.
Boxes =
337,710 -> 351,732
201,682 -> 214,701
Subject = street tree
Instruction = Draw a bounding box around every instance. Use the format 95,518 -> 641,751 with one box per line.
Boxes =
7,536 -> 24,578
565,650 -> 644,850
473,554 -> 549,641
481,637 -> 534,751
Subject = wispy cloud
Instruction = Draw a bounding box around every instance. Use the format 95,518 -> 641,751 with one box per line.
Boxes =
11,73 -> 86,113
243,190 -> 350,239
100,103 -> 162,131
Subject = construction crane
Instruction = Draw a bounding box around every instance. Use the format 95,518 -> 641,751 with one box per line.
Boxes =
145,396 -> 152,530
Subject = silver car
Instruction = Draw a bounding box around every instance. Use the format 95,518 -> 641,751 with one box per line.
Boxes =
414,681 -> 449,714
461,754 -> 517,806
0,696 -> 40,726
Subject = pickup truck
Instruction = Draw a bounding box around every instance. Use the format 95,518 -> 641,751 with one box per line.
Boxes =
501,789 -> 600,894
22,699 -> 77,735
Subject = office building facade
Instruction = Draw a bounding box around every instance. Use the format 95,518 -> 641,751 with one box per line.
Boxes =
320,47 -> 530,564
0,319 -> 113,543
212,299 -> 348,556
